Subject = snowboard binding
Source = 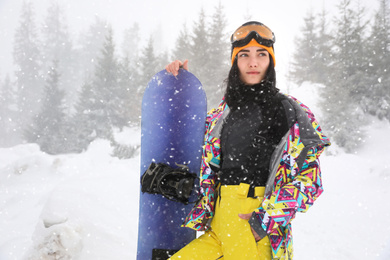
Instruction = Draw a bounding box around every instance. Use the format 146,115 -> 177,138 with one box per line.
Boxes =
141,162 -> 198,205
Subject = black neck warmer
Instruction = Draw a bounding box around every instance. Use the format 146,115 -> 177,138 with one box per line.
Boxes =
224,80 -> 279,110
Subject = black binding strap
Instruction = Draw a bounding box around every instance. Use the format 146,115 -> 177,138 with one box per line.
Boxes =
141,162 -> 198,205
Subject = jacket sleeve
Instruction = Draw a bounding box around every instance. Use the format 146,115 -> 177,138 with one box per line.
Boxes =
197,106 -> 223,219
249,145 -> 325,238
181,108 -> 220,230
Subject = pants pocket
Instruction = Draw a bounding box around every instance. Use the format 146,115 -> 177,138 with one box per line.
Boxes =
240,196 -> 262,214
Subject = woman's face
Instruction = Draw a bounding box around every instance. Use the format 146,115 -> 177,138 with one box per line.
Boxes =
237,46 -> 270,85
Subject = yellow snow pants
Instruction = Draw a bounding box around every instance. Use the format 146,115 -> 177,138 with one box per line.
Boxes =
169,183 -> 272,260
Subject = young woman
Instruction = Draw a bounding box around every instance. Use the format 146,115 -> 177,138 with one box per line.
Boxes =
165,21 -> 330,260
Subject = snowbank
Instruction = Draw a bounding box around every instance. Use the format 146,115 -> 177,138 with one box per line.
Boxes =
0,130 -> 140,259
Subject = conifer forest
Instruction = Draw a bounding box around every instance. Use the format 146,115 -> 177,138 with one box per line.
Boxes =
0,0 -> 389,155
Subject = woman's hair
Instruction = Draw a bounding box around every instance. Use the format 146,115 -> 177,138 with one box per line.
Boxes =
223,55 -> 277,105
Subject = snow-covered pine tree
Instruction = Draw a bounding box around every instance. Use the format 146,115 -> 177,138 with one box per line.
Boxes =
117,55 -> 141,126
156,49 -> 170,77
313,7 -> 333,84
365,0 -> 390,120
77,17 -> 111,81
171,22 -> 192,63
68,26 -> 124,149
41,1 -> 77,112
346,1 -> 370,106
25,60 -> 67,154
0,75 -> 19,146
103,29 -> 131,129
69,25 -> 150,154
13,1 -> 43,137
189,8 -> 211,108
69,82 -> 97,152
207,2 -> 230,109
90,27 -> 123,138
138,36 -> 160,93
120,22 -> 142,125
289,8 -> 319,85
121,23 -> 141,65
319,0 -> 368,152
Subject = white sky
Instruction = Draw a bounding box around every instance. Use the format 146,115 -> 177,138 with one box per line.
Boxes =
0,0 -> 378,87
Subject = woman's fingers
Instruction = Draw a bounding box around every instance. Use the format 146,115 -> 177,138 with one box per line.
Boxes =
238,213 -> 252,220
182,59 -> 189,71
165,60 -> 189,76
251,227 -> 261,241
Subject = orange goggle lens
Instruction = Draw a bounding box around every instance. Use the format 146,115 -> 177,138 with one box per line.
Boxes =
231,23 -> 275,46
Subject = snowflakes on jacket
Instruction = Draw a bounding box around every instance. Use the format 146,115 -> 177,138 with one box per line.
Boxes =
182,94 -> 330,260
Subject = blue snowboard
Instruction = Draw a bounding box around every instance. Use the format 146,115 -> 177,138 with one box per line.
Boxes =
137,69 -> 207,260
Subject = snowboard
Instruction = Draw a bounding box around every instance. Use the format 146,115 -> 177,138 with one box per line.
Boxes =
137,69 -> 207,260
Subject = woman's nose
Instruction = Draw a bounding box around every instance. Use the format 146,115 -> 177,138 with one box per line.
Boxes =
249,58 -> 258,67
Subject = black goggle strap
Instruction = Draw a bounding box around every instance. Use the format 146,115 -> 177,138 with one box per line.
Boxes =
231,30 -> 275,48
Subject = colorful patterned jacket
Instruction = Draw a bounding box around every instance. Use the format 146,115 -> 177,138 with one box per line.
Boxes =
182,94 -> 331,259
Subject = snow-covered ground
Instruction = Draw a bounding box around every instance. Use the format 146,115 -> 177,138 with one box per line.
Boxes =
294,117 -> 390,259
1,83 -> 389,259
0,131 -> 141,260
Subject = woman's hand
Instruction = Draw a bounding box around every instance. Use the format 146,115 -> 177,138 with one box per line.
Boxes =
165,60 -> 189,76
238,213 -> 261,242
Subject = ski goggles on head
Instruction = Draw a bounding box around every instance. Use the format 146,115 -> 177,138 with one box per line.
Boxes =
230,22 -> 275,48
